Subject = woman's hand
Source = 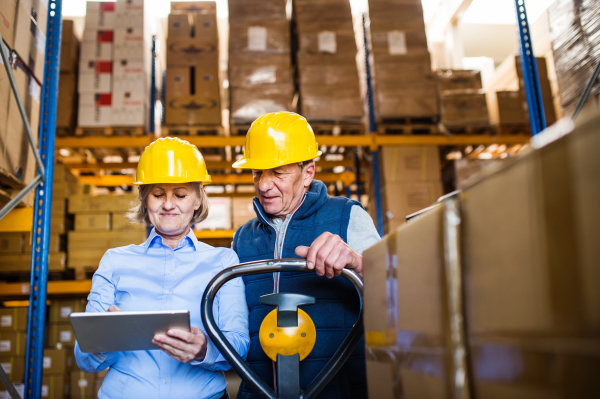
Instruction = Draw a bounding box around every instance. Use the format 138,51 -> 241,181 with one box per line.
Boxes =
107,305 -> 122,312
152,326 -> 208,363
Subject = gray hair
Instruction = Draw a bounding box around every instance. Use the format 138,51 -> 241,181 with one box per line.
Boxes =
126,182 -> 209,226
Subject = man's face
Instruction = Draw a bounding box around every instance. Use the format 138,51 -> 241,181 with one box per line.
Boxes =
252,163 -> 314,219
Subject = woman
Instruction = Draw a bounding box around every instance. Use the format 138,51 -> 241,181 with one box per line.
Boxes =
74,137 -> 249,399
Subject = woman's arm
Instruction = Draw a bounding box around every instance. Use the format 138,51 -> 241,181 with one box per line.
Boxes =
74,251 -> 120,372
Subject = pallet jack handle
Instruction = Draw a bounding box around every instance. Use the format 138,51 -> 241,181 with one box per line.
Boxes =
201,259 -> 364,399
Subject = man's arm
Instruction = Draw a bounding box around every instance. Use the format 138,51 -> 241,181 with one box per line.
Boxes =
295,205 -> 381,278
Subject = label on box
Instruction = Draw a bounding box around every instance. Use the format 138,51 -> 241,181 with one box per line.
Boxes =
318,31 -> 336,54
41,385 -> 48,397
60,330 -> 72,342
1,315 -> 12,327
249,66 -> 276,85
1,362 -> 10,374
36,27 -> 47,55
387,31 -> 407,55
43,356 -> 51,368
60,307 -> 72,318
78,379 -> 88,388
248,26 -> 267,51
0,340 -> 10,352
30,78 -> 41,103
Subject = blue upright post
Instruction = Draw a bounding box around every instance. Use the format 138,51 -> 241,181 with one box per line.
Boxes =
24,1 -> 62,398
149,35 -> 156,134
514,0 -> 546,135
362,13 -> 384,237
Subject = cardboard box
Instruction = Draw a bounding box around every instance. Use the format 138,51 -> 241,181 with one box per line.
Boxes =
381,180 -> 443,233
60,19 -> 80,73
111,90 -> 147,126
113,59 -> 148,93
296,19 -> 358,55
0,0 -> 18,49
166,11 -> 218,67
165,66 -> 221,125
440,92 -> 489,126
167,12 -> 217,40
78,60 -> 112,93
57,73 -> 78,129
0,307 -> 28,331
0,233 -> 26,254
80,30 -> 114,61
41,374 -> 66,399
435,69 -> 482,93
2,61 -> 40,185
78,93 -> 112,127
376,89 -> 438,119
13,0 -> 48,82
194,197 -> 231,230
294,0 -> 352,21
229,20 -> 290,55
0,355 -> 25,383
299,86 -> 362,121
67,230 -> 147,251
368,1 -> 424,22
232,197 -> 255,228
46,323 -> 76,348
74,212 -> 111,231
369,23 -> 429,57
114,27 -> 150,60
111,212 -> 144,231
170,1 -> 216,13
487,90 -> 529,125
53,179 -> 83,199
0,253 -> 66,273
70,370 -> 95,398
68,194 -> 137,213
228,54 -> 292,88
85,2 -> 116,29
380,146 -> 442,183
230,85 -> 294,124
0,332 -> 27,356
67,248 -> 107,269
228,0 -> 286,20
43,349 -> 67,375
115,0 -> 151,28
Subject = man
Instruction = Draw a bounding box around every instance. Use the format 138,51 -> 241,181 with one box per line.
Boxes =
232,112 -> 380,398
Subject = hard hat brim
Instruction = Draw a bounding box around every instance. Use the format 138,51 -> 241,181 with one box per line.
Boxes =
231,151 -> 322,170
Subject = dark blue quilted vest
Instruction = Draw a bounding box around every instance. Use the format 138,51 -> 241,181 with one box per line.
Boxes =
232,180 -> 367,399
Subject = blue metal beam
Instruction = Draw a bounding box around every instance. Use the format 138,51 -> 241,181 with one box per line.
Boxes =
24,0 -> 62,398
362,13 -> 384,237
515,0 -> 546,135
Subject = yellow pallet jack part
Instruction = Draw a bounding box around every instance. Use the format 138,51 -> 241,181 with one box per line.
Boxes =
259,308 -> 316,362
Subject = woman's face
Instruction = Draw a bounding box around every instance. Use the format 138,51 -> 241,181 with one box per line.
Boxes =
146,183 -> 202,236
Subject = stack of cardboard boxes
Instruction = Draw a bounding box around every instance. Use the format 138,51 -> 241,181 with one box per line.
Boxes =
371,146 -> 443,234
366,0 -> 438,121
0,307 -> 28,388
57,20 -> 80,135
294,0 -> 362,122
79,0 -> 152,128
228,0 -> 294,126
67,193 -> 146,277
436,69 -> 490,128
165,2 -> 222,126
486,54 -> 556,130
362,114 -> 600,397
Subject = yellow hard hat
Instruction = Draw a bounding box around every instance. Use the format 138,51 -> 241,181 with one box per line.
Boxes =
232,112 -> 322,169
133,137 -> 212,185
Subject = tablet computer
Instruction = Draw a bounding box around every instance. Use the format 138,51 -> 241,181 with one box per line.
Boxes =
70,310 -> 190,353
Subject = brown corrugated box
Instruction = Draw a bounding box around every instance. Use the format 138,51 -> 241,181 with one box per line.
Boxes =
168,12 -> 217,39
111,212 -> 145,231
165,65 -> 221,125
297,52 -> 360,87
43,349 -> 67,375
294,0 -> 352,21
300,85 -> 363,121
375,57 -> 435,91
376,89 -> 438,119
379,146 -> 441,182
171,1 -> 216,13
229,54 -> 292,88
230,85 -> 294,124
232,197 -> 255,228
0,0 -> 17,49
74,212 -> 111,231
487,90 -> 529,125
68,230 -> 147,251
296,19 -> 358,55
13,0 -> 48,83
56,73 -> 78,129
0,252 -> 65,273
0,233 -> 27,254
368,0 -> 425,22
461,115 -> 600,397
440,92 -> 489,126
0,355 -> 25,382
41,374 -> 67,399
46,323 -> 76,348
0,332 -> 27,356
435,69 -> 482,93
369,20 -> 429,58
228,0 -> 286,20
68,194 -> 138,213
229,20 -> 290,55
49,299 -> 87,323
0,307 -> 28,331
60,19 -> 79,73
71,370 -> 95,398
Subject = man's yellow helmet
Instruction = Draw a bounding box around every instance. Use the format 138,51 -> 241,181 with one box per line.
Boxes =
232,112 -> 322,170
134,137 -> 212,185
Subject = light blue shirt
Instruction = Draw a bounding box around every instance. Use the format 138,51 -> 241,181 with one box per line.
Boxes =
74,228 -> 250,399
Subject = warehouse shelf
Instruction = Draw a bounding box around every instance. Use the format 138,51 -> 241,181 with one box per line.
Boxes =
78,171 -> 362,187
55,133 -> 531,150
0,280 -> 92,299
0,207 -> 33,232
194,230 -> 236,240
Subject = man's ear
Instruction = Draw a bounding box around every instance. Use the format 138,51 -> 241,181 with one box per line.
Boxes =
303,162 -> 315,188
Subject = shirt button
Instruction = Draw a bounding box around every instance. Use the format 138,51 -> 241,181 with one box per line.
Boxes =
164,379 -> 167,383
166,290 -> 170,294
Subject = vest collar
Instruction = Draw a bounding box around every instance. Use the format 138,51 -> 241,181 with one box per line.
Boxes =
252,179 -> 329,226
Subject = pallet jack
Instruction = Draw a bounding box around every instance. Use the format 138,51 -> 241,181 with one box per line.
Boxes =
201,259 -> 364,399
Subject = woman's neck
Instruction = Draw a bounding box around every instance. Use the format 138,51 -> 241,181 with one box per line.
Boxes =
156,227 -> 191,249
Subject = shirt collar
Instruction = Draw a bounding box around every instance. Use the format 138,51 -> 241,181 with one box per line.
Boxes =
143,228 -> 200,252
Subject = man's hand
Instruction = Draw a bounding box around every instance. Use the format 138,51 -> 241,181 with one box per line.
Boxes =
152,327 -> 208,363
295,232 -> 363,279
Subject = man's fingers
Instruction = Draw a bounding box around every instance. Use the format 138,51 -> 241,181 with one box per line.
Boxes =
295,246 -> 310,263
323,245 -> 343,279
313,236 -> 338,276
306,233 -> 331,272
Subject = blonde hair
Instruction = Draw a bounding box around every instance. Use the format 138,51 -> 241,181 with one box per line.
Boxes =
126,182 -> 209,226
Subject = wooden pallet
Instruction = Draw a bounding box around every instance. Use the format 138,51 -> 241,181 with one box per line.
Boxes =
310,122 -> 364,136
379,116 -> 440,125
0,168 -> 25,190
56,127 -> 74,137
497,124 -> 531,135
378,122 -> 438,135
230,124 -> 251,136
75,126 -> 145,136
164,125 -> 224,136
442,123 -> 495,135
